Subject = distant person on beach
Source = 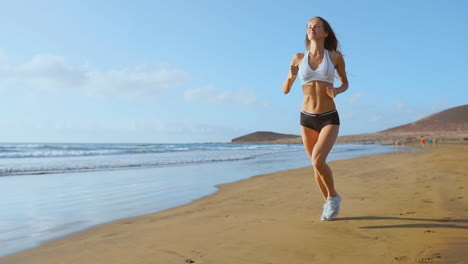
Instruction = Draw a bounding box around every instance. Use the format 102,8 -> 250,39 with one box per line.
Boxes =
282,17 -> 349,221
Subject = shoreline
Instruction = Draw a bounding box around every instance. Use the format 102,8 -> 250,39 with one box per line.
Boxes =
0,143 -> 395,258
1,144 -> 467,263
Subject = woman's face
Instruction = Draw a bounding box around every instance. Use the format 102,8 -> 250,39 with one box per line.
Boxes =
307,18 -> 328,40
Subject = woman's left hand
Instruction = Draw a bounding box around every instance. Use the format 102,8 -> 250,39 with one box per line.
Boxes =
326,87 -> 337,98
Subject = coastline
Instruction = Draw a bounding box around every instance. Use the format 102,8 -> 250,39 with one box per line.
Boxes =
0,143 -> 395,258
1,144 -> 467,264
231,131 -> 468,145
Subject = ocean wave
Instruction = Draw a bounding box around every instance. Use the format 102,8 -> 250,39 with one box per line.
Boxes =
0,143 -> 300,159
0,153 -> 270,176
0,143 -> 386,177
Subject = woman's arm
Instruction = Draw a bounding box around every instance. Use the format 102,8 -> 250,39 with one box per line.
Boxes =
326,52 -> 349,98
282,53 -> 302,94
334,52 -> 349,95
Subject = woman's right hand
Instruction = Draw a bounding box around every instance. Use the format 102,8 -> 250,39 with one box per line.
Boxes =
290,64 -> 299,76
283,55 -> 300,94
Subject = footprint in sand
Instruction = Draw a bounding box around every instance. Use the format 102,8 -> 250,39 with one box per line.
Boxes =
394,256 -> 409,262
421,199 -> 434,203
424,186 -> 432,189
187,250 -> 203,262
416,250 -> 442,263
458,186 -> 464,190
400,211 -> 416,216
417,256 -> 440,263
424,230 -> 436,233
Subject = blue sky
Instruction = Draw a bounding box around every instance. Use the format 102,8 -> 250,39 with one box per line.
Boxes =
1,0 -> 467,143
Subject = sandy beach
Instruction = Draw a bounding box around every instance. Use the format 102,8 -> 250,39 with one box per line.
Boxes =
1,144 -> 467,264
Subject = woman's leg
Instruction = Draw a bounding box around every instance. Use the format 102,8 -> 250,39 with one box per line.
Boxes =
311,125 -> 340,197
301,126 -> 328,201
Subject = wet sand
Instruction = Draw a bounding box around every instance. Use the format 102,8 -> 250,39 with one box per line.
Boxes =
1,144 -> 467,264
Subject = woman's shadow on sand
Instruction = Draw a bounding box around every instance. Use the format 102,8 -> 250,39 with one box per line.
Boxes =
334,216 -> 468,229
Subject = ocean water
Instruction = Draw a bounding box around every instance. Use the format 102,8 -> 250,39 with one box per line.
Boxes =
0,142 -> 396,257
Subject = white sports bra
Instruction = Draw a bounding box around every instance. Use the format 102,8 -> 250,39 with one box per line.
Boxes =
299,49 -> 335,84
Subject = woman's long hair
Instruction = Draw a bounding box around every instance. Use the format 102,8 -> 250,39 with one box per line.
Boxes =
305,17 -> 340,52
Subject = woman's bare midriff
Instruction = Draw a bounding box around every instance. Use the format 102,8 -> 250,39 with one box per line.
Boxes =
301,81 -> 336,113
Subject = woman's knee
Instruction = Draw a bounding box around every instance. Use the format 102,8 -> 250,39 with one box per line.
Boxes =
312,157 -> 326,171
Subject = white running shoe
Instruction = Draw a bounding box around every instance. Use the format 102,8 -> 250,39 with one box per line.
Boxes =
320,203 -> 328,221
323,194 -> 341,220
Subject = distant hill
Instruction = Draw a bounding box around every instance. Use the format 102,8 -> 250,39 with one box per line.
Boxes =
231,131 -> 300,143
381,104 -> 468,133
232,105 -> 468,144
